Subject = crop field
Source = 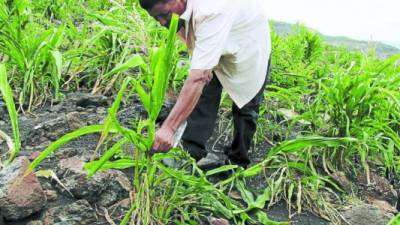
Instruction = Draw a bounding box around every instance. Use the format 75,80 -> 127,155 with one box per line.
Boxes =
0,1 -> 399,225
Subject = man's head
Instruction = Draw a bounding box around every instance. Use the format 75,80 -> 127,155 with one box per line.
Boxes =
139,0 -> 186,28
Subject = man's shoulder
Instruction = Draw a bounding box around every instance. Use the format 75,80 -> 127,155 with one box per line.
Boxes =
192,0 -> 232,17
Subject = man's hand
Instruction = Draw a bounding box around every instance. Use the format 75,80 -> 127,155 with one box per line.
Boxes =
151,69 -> 211,154
152,126 -> 175,153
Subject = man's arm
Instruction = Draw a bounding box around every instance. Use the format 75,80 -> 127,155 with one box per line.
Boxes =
152,69 -> 212,152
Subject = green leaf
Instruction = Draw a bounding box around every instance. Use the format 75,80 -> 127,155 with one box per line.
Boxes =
27,125 -> 117,174
149,14 -> 179,120
85,138 -> 129,177
252,187 -> 271,209
0,64 -> 21,164
104,55 -> 145,78
386,213 -> 400,225
205,165 -> 238,177
85,159 -> 145,171
256,211 -> 289,225
236,180 -> 254,206
268,136 -> 357,157
242,163 -> 265,178
50,50 -> 63,99
134,80 -> 151,112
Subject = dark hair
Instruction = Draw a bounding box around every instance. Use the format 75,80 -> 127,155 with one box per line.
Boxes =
139,0 -> 170,11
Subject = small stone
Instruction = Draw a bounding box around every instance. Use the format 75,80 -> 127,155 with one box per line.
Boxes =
208,217 -> 230,225
66,112 -> 87,130
96,107 -> 107,114
29,151 -> 42,161
366,197 -> 398,214
56,157 -> 115,203
108,198 -> 131,218
97,170 -> 131,207
330,171 -> 352,192
340,203 -> 393,225
53,148 -> 79,160
228,191 -> 241,200
27,221 -> 44,225
356,171 -> 398,206
57,156 -> 85,175
0,156 -> 46,220
71,93 -> 109,108
42,200 -> 97,225
45,190 -> 58,201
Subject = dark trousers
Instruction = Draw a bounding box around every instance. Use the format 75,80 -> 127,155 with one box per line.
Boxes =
181,58 -> 271,167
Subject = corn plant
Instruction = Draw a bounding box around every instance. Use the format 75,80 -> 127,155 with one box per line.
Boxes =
25,13 -> 294,224
0,0 -> 65,111
26,14 -> 227,224
387,214 -> 400,225
62,1 -> 156,95
256,25 -> 400,222
304,54 -> 400,177
0,64 -> 21,164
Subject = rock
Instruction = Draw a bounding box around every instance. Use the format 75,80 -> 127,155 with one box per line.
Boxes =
42,200 -> 97,225
70,93 -> 109,108
96,107 -> 107,114
228,191 -> 241,200
56,157 -> 128,204
26,110 -> 100,146
208,217 -> 230,225
57,156 -> 85,175
53,148 -> 80,160
107,198 -> 131,219
397,189 -> 400,211
29,151 -> 42,161
66,112 -> 87,130
366,197 -> 398,214
27,221 -> 44,225
356,171 -> 398,206
97,170 -> 131,207
0,101 -> 6,121
0,157 -> 46,220
340,203 -> 393,225
330,171 -> 352,192
57,157 -> 107,202
45,190 -> 58,202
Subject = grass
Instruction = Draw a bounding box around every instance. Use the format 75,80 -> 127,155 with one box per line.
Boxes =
257,24 -> 400,221
388,214 -> 400,225
0,64 -> 21,164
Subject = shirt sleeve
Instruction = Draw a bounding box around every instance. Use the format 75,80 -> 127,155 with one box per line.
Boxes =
190,11 -> 234,70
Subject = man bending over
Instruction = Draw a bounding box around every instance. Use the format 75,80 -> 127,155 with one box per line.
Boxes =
139,0 -> 272,169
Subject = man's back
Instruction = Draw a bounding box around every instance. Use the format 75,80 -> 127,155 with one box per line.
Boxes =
187,0 -> 272,108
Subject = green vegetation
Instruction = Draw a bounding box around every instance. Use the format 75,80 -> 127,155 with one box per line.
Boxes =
0,64 -> 21,164
272,21 -> 400,59
0,0 -> 399,224
388,214 -> 400,225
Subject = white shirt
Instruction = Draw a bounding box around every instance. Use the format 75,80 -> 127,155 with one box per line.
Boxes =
180,0 -> 271,108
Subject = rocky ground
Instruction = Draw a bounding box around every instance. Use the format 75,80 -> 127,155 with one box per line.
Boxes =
0,93 -> 398,225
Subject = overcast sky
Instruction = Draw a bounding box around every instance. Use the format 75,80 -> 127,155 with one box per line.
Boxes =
264,0 -> 400,48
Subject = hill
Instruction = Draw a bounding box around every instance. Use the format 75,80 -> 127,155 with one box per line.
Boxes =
272,21 -> 400,58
